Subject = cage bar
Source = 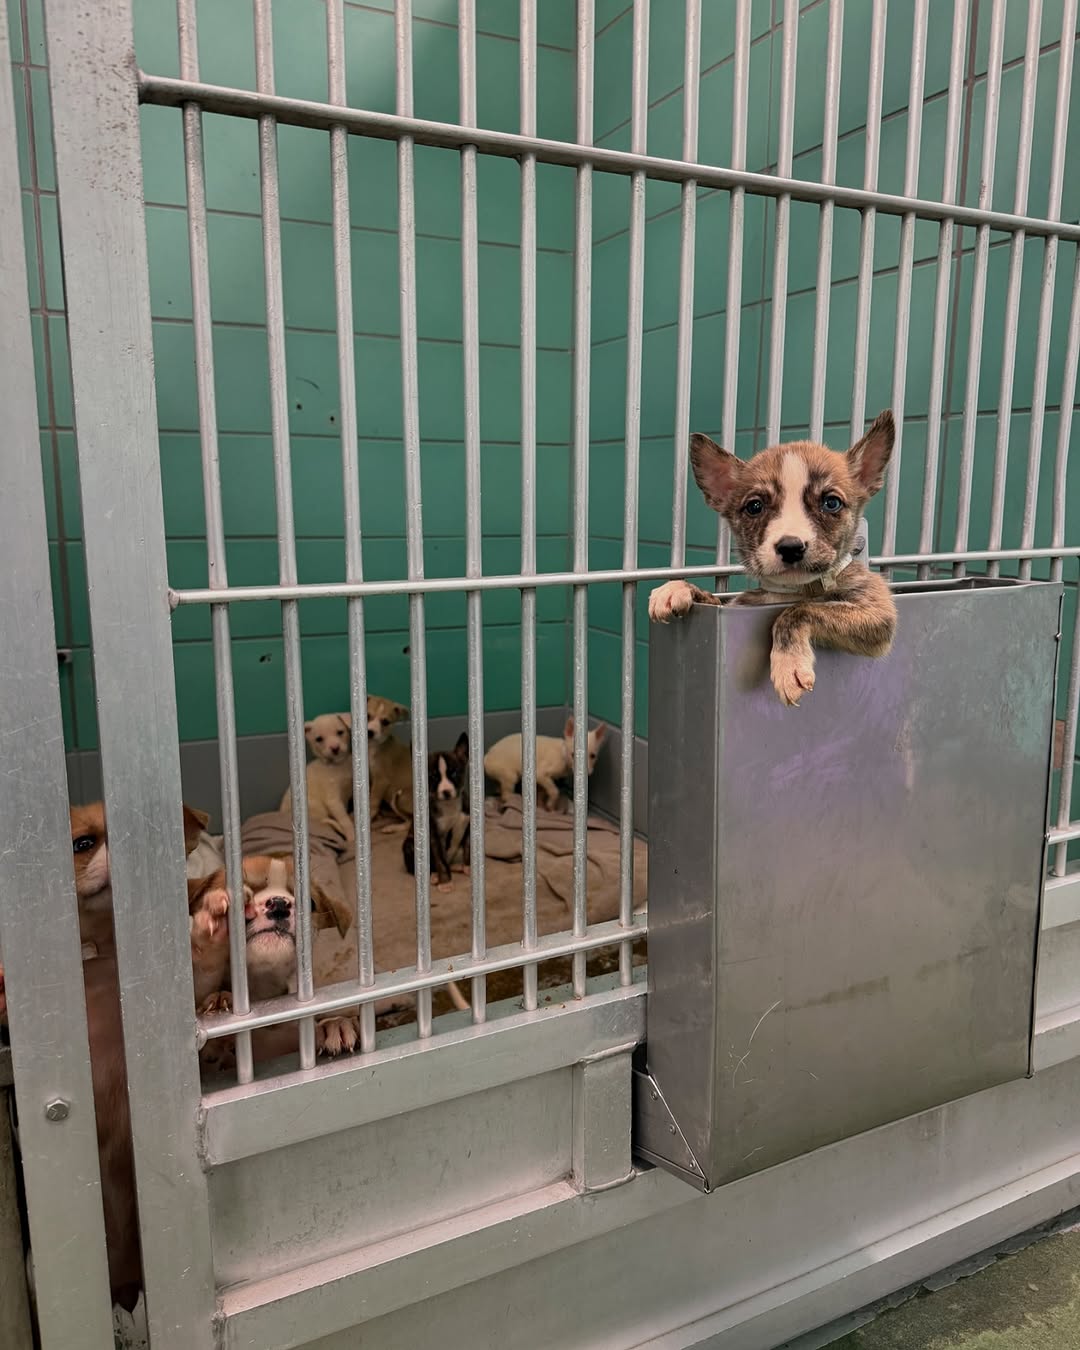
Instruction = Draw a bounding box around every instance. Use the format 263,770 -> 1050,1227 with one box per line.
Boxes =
669,1 -> 701,566
849,0 -> 887,447
519,0 -> 540,1012
1019,0 -> 1076,582
326,0 -> 377,1052
395,0 -> 434,1038
987,0 -> 1042,578
459,0 -> 488,1022
917,0 -> 969,580
571,0 -> 595,1000
765,0 -> 799,449
1052,250 -> 1080,591
717,0 -> 751,579
619,0 -> 649,986
808,0 -> 844,444
881,0 -> 927,566
952,0 -> 1006,579
177,0 -> 254,1083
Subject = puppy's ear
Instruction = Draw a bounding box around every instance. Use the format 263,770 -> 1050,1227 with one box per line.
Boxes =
392,702 -> 409,722
337,712 -> 351,730
592,722 -> 607,743
564,716 -> 574,738
847,410 -> 894,497
689,434 -> 742,512
182,804 -> 210,855
454,732 -> 469,760
304,720 -> 313,735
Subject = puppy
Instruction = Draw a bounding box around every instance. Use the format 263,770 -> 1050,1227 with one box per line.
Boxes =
280,712 -> 355,842
194,855 -> 361,1058
71,800 -> 210,959
367,694 -> 413,822
403,734 -> 470,892
484,718 -> 608,812
649,411 -> 897,706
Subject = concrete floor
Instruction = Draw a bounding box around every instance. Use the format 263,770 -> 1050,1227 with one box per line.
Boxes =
820,1228 -> 1080,1349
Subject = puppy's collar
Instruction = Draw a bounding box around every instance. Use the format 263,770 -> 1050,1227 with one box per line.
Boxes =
758,552 -> 854,597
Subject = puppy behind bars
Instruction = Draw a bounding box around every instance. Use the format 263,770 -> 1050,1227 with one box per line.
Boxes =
649,411 -> 897,706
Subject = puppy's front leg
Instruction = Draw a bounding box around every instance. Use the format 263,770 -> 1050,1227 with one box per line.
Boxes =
430,823 -> 453,892
648,580 -> 723,622
769,577 -> 896,707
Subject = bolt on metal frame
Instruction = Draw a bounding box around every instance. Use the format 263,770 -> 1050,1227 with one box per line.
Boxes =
11,0 -> 1080,1336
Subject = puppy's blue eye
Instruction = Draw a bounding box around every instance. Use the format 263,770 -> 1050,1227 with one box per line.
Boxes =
821,494 -> 844,513
742,498 -> 764,516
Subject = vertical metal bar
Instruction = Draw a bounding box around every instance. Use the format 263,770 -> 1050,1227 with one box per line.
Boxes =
459,0 -> 487,1022
808,0 -> 844,443
42,0 -> 217,1339
717,0 -> 751,577
1020,0 -> 1076,581
766,0 -> 799,448
178,0 -> 253,1084
918,0 -> 969,579
619,0 -> 649,986
571,0 -> 595,999
953,0 -> 1006,577
327,0 -> 376,1051
1051,250 -> 1080,596
881,0 -> 928,565
254,0 -> 316,1067
0,5 -> 115,1339
669,0 -> 701,566
988,0 -> 1043,576
849,0 -> 887,448
1054,536 -> 1080,877
519,0 -> 540,1011
396,0 -> 434,1036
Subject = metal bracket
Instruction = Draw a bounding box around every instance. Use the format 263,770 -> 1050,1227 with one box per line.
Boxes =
631,1066 -> 709,1194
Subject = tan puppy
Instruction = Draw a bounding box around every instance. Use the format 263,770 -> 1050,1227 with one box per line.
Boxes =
484,718 -> 608,812
280,712 -> 355,841
649,412 -> 897,707
367,694 -> 412,822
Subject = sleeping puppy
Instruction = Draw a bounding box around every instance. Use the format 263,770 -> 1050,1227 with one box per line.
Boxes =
649,411 -> 897,706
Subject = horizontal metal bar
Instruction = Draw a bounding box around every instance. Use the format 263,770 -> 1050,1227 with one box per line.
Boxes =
201,982 -> 645,1164
169,546 -> 1080,607
198,916 -> 648,1040
136,73 -> 1080,243
1049,823 -> 1080,847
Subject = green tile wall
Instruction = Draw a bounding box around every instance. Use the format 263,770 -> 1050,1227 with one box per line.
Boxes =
9,0 -> 1080,862
585,0 -> 1080,831
11,0 -> 578,749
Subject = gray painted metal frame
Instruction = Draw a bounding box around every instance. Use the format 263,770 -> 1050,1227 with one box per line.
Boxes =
0,9 -> 115,1343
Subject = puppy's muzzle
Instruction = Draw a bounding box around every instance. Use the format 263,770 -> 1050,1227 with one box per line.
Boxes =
775,536 -> 806,565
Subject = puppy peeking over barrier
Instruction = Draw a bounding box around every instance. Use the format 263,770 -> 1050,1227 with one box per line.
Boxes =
649,411 -> 898,706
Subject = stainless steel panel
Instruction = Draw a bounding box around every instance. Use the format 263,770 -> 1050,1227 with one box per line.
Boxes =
645,579 -> 1061,1189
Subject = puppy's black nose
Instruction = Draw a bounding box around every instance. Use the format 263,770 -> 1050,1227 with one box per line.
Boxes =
775,536 -> 806,564
367,728 -> 375,740
265,895 -> 291,920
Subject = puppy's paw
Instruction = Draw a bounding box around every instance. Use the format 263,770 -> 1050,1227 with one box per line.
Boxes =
316,1014 -> 360,1056
770,646 -> 816,707
648,579 -> 696,623
200,1036 -> 236,1074
197,990 -> 233,1016
437,881 -> 453,894
191,887 -> 230,942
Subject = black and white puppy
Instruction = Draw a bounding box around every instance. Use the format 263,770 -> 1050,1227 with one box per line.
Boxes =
403,734 -> 470,892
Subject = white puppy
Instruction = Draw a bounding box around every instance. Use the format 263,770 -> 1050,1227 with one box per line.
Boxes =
484,717 -> 607,812
280,712 -> 355,841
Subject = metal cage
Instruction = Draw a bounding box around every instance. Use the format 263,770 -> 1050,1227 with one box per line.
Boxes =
1,0 -> 1079,1346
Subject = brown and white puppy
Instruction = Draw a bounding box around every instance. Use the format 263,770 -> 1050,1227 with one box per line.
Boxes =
649,412 -> 897,706
367,694 -> 413,823
71,800 -> 210,959
194,854 -> 360,1056
403,734 -> 471,892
